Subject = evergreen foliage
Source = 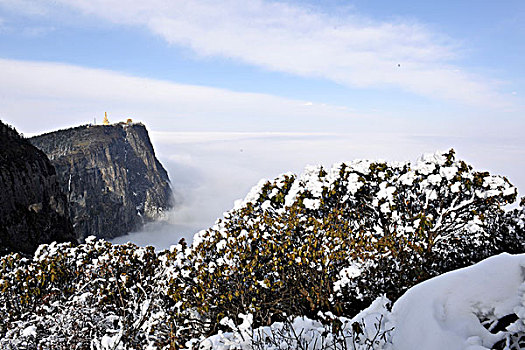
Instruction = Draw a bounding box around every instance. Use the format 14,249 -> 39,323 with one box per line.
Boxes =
0,238 -> 179,349
170,150 -> 519,343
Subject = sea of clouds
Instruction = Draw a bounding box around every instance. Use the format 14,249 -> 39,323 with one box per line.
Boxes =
111,132 -> 525,250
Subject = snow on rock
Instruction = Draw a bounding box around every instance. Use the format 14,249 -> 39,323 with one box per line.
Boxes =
390,253 -> 525,350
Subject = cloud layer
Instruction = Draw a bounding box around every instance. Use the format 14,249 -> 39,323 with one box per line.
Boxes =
0,0 -> 513,107
0,58 -> 371,134
113,131 -> 525,250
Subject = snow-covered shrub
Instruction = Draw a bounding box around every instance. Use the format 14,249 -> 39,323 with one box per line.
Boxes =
0,238 -> 179,349
1,150 -> 523,349
169,150 -> 518,344
497,199 -> 525,255
199,253 -> 525,350
200,296 -> 393,350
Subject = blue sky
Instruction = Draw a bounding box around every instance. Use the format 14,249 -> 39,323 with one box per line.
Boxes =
1,1 -> 524,243
1,0 -> 523,134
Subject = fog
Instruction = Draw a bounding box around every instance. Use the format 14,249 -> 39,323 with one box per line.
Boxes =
111,132 -> 525,250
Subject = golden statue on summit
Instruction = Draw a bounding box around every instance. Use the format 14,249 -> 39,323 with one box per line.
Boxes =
103,112 -> 110,125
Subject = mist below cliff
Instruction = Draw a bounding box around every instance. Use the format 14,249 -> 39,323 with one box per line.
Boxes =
111,131 -> 525,251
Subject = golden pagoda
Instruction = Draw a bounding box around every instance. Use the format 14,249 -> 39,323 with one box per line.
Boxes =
103,112 -> 110,125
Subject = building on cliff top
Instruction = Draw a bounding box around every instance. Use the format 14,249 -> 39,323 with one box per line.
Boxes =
103,112 -> 110,125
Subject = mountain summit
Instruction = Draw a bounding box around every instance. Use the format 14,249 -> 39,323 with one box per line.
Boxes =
30,122 -> 172,240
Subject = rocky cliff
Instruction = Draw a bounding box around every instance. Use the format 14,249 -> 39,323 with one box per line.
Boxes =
30,123 -> 172,240
0,121 -> 75,254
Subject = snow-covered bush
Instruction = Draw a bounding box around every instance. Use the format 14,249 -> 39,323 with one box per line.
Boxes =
0,238 -> 179,349
497,200 -> 525,255
169,150 -> 519,344
196,253 -> 525,350
1,150 -> 524,349
201,296 -> 393,350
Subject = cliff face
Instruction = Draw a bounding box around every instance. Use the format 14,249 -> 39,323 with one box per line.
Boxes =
30,123 -> 172,240
0,121 -> 75,254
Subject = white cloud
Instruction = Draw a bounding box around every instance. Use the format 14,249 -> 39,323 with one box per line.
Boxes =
0,0 -> 49,16
21,25 -> 55,37
5,0 -> 510,107
0,58 -> 378,134
0,57 -> 521,141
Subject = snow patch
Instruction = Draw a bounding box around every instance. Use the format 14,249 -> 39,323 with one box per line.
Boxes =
21,325 -> 36,337
390,253 -> 525,350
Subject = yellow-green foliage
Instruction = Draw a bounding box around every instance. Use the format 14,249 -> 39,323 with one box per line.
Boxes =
167,150 -> 519,343
1,150 -> 523,349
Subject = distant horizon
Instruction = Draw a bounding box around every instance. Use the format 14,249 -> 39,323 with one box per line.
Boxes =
7,115 -> 524,248
6,115 -> 524,248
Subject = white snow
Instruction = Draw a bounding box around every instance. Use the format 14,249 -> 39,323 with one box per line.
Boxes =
347,173 -> 363,193
377,182 -> 396,201
380,202 -> 391,213
390,253 -> 525,350
303,198 -> 320,210
419,151 -> 447,166
233,178 -> 268,210
399,172 -> 415,186
427,173 -> 442,185
440,166 -> 458,181
260,200 -> 272,211
101,334 -> 120,349
451,182 -> 461,193
21,325 -> 36,337
201,253 -> 525,350
203,297 -> 391,350
334,263 -> 362,293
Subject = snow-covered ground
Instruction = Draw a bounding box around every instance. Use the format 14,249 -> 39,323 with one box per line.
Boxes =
390,253 -> 525,350
202,253 -> 525,350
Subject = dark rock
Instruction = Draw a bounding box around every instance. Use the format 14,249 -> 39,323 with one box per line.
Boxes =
0,121 -> 75,254
30,122 -> 172,240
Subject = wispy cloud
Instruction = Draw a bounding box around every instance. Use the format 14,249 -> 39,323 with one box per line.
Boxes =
1,57 -> 521,141
0,58 -> 376,134
4,0 -> 510,107
22,25 -> 55,37
0,0 -> 49,16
